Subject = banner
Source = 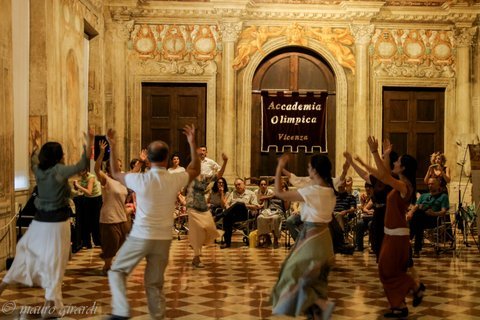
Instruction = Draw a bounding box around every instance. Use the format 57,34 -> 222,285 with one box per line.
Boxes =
261,91 -> 328,153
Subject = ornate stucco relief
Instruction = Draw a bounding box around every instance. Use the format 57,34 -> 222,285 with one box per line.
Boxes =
128,24 -> 222,75
370,29 -> 456,78
233,24 -> 355,73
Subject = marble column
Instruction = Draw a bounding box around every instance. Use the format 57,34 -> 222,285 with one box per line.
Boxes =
219,21 -> 242,179
351,24 -> 374,163
455,26 -> 477,136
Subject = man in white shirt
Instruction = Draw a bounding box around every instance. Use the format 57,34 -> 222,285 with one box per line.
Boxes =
198,145 -> 220,178
106,125 -> 200,320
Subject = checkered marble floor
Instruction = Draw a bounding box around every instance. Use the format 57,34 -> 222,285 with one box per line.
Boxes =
1,233 -> 480,319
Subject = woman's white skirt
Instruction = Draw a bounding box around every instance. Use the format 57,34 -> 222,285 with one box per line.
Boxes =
3,220 -> 71,308
187,208 -> 221,255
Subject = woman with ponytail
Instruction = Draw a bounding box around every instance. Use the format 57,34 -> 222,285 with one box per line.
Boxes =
354,136 -> 425,319
271,153 -> 337,320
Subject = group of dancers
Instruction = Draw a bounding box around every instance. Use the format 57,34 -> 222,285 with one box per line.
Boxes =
0,125 -> 428,320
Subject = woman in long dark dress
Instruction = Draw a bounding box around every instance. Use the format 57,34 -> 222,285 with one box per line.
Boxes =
355,136 -> 425,318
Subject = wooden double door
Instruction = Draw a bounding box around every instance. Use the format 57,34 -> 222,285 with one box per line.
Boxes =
251,47 -> 337,177
383,87 -> 445,191
142,83 -> 206,166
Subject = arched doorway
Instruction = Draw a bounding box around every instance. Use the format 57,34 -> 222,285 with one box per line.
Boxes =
251,46 -> 336,177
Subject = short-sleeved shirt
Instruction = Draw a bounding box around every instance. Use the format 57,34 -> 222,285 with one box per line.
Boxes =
125,167 -> 189,240
298,185 -> 336,223
255,188 -> 275,209
226,189 -> 259,207
334,192 -> 357,212
417,192 -> 449,212
79,172 -> 102,198
186,176 -> 215,212
100,176 -> 128,224
168,166 -> 185,173
200,157 -> 220,178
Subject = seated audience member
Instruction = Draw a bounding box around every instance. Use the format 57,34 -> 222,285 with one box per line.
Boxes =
333,180 -> 357,232
208,177 -> 229,217
255,179 -> 275,210
257,181 -> 290,248
220,178 -> 262,248
407,177 -> 449,257
345,176 -> 361,205
355,182 -> 374,251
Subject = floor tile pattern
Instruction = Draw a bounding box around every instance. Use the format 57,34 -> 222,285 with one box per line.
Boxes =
1,233 -> 480,319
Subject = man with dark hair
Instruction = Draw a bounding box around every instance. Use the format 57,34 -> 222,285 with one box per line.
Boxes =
198,145 -> 220,178
106,125 -> 200,320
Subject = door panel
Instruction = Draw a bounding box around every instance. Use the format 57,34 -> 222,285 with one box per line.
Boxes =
142,84 -> 206,166
383,88 -> 445,191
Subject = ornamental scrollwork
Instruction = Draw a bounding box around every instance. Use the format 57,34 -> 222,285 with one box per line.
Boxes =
233,24 -> 356,74
370,28 -> 456,78
127,23 -> 222,65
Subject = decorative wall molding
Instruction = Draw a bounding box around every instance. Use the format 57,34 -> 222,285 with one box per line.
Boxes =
233,24 -> 355,73
454,26 -> 478,48
371,28 -> 456,78
127,23 -> 222,69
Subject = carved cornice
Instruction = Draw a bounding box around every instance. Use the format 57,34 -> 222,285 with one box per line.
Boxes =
454,26 -> 478,47
219,21 -> 243,42
107,2 -> 480,24
350,24 -> 375,45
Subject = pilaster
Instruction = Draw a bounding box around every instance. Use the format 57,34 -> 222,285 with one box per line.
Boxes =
219,20 -> 242,179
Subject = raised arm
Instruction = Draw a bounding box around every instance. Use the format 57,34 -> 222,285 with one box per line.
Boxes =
30,129 -> 41,171
381,139 -> 394,170
274,154 -> 304,202
344,151 -> 371,183
215,153 -> 228,179
59,127 -> 94,178
359,137 -> 408,196
94,140 -> 108,186
184,124 -> 201,184
74,176 -> 95,196
106,128 -> 127,186
424,166 -> 434,185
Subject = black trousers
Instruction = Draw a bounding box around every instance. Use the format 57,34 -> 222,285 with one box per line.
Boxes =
222,202 -> 251,246
409,209 -> 438,253
370,206 -> 386,260
77,195 -> 103,247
